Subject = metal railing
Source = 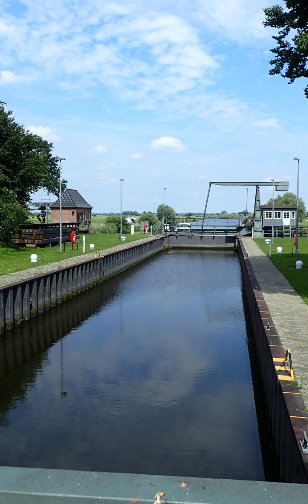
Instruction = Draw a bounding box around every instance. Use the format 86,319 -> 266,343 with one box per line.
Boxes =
1,466 -> 308,503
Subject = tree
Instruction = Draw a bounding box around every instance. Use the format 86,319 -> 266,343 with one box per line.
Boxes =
105,215 -> 130,234
139,212 -> 158,227
267,191 -> 306,221
263,1 -> 308,98
0,103 -> 62,244
156,204 -> 176,224
0,190 -> 29,245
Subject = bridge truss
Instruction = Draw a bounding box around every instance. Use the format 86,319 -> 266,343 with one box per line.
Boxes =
202,181 -> 289,236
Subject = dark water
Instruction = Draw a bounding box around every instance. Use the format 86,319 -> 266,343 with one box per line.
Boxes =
0,250 -> 264,481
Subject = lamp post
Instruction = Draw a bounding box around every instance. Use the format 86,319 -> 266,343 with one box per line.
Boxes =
58,157 -> 65,252
245,188 -> 248,217
120,178 -> 124,238
162,187 -> 167,233
293,157 -> 300,256
271,178 -> 275,255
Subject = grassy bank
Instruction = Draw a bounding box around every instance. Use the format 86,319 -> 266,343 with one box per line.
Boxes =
0,232 -> 147,276
254,237 -> 308,303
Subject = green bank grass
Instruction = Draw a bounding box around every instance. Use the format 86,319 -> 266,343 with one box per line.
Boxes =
254,237 -> 308,304
91,215 -> 108,227
0,232 -> 145,276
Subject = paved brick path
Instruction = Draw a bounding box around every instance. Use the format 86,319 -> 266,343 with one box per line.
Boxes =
242,237 -> 308,408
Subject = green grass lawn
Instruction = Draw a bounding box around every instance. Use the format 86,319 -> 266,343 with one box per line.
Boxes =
91,215 -> 108,227
0,232 -> 146,276
254,237 -> 308,304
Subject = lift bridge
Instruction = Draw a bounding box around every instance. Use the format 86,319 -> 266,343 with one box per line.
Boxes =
201,181 -> 289,236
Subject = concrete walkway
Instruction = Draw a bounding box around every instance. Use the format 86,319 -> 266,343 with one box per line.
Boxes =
242,237 -> 308,409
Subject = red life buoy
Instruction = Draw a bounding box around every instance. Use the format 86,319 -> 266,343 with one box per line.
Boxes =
70,231 -> 77,243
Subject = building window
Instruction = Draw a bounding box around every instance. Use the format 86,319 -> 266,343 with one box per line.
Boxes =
72,211 -> 75,216
274,211 -> 281,219
292,211 -> 296,219
283,212 -> 290,219
265,211 -> 272,219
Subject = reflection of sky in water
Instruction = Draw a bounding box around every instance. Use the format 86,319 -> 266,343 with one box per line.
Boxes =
0,250 -> 264,481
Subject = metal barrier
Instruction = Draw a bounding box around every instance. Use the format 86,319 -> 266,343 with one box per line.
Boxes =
1,466 -> 308,503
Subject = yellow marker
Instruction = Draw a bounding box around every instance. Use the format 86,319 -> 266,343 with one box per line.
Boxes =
278,375 -> 294,381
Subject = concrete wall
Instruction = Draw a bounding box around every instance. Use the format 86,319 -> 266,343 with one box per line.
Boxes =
237,238 -> 308,483
167,234 -> 236,248
0,238 -> 165,335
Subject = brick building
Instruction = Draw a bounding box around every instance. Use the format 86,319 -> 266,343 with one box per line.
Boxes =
50,189 -> 92,227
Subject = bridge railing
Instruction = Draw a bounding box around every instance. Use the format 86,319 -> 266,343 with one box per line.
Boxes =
1,466 -> 308,503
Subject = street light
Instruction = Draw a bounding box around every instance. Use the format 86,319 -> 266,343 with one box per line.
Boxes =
271,178 -> 275,255
245,188 -> 248,218
120,178 -> 124,238
58,157 -> 66,252
162,187 -> 167,232
293,157 -> 300,256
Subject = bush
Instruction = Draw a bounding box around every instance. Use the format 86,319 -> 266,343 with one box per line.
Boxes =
89,224 -> 118,234
105,215 -> 130,234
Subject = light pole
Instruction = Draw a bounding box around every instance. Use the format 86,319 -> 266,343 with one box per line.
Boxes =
271,178 -> 275,253
162,187 -> 167,232
245,188 -> 248,218
293,157 -> 300,256
120,178 -> 124,238
58,157 -> 65,252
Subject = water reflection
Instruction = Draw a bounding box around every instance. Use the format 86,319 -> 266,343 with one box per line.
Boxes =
0,250 -> 264,481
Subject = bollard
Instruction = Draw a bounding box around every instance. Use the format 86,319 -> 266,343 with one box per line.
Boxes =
296,260 -> 303,269
30,253 -> 38,263
277,246 -> 282,253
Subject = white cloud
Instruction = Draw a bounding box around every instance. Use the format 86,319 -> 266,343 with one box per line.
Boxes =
83,176 -> 117,187
150,136 -> 186,151
26,125 -> 59,142
93,144 -> 109,153
0,70 -> 31,84
252,118 -> 280,129
0,2 -> 219,112
130,153 -> 143,160
191,0 -> 273,43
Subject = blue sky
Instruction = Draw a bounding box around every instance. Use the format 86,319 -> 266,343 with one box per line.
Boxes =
1,0 -> 307,214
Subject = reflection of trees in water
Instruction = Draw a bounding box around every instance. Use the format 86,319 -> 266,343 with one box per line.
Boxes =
0,276 -> 121,423
0,352 -> 48,427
